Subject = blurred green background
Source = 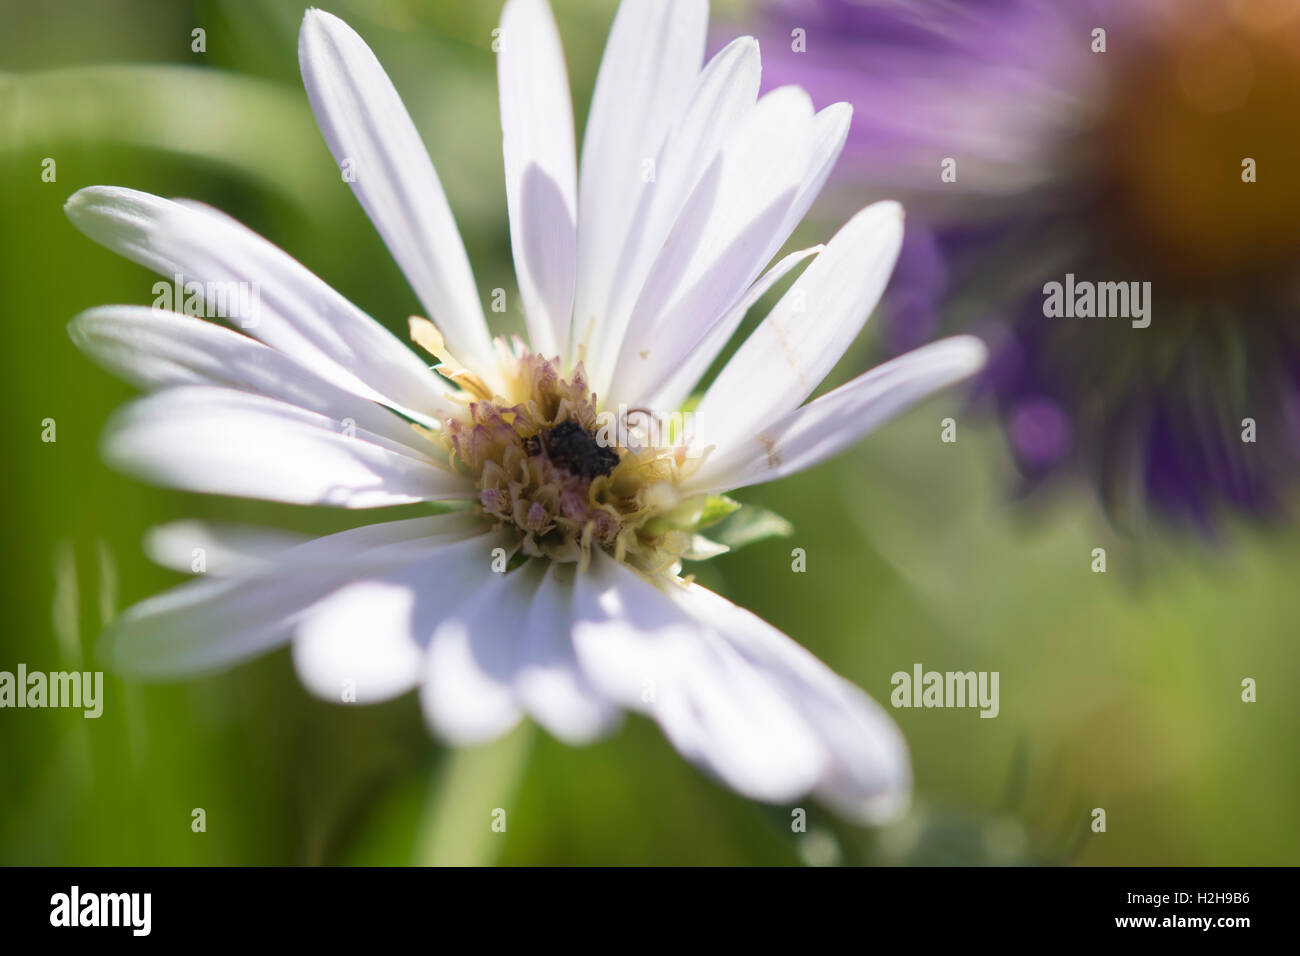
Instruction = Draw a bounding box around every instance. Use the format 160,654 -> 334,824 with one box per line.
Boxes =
2,0 -> 1296,866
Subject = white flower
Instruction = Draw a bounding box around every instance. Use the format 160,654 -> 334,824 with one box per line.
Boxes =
65,0 -> 985,823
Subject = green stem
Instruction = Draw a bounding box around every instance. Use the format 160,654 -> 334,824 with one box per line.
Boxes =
414,723 -> 535,866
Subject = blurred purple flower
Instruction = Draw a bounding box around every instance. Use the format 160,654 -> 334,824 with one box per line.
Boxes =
751,0 -> 1300,529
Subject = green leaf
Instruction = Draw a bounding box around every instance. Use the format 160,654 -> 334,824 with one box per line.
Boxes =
0,65 -> 340,212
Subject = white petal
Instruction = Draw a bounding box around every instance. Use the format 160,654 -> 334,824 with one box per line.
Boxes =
572,0 -> 706,368
298,9 -> 495,375
109,514 -> 489,677
691,201 -> 905,451
571,552 -> 827,804
64,187 -> 448,423
608,87 -> 816,405
639,244 -> 822,416
778,102 -> 853,241
582,35 -> 761,393
498,0 -> 577,359
689,336 -> 988,494
294,579 -> 424,704
622,102 -> 853,410
143,520 -> 310,576
515,563 -> 621,744
664,581 -> 911,824
420,562 -> 541,745
102,385 -> 469,507
70,305 -> 436,452
292,530 -> 517,705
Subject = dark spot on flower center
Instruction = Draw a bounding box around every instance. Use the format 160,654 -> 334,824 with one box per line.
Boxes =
542,420 -> 620,479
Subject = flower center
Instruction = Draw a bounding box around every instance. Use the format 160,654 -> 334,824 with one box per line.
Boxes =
538,420 -> 621,480
425,337 -> 708,574
1088,1 -> 1300,290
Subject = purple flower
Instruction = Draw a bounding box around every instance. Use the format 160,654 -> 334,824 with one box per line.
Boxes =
752,0 -> 1300,528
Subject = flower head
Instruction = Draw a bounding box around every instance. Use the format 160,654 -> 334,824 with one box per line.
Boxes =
756,0 -> 1300,529
66,0 -> 984,821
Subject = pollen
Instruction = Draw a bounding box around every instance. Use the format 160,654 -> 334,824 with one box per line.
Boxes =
422,336 -> 709,572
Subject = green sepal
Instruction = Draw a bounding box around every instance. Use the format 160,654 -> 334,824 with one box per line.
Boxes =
693,494 -> 742,531
681,534 -> 731,561
703,503 -> 794,552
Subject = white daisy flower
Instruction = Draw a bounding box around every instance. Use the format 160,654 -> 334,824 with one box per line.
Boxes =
65,1 -> 985,823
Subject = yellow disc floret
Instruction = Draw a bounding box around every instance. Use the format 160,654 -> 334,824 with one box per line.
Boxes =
414,320 -> 710,574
